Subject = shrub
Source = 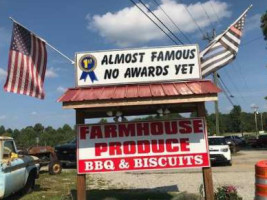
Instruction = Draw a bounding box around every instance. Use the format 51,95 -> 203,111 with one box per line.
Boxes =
215,185 -> 242,200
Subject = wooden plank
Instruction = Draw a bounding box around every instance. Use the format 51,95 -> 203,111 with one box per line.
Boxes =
76,109 -> 86,200
197,102 -> 214,200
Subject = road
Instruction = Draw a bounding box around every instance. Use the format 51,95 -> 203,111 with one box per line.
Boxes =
89,149 -> 267,200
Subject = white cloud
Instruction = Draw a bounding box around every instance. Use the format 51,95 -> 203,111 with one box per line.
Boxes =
31,111 -> 37,115
0,115 -> 6,120
86,0 -> 231,47
0,68 -> 7,80
46,68 -> 58,78
245,13 -> 261,32
57,86 -> 67,93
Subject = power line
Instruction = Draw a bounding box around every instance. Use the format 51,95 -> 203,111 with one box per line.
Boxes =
151,0 -> 192,44
221,68 -> 249,106
217,73 -> 234,98
129,0 -> 179,45
209,0 -> 221,26
200,3 -> 215,29
177,0 -> 205,36
240,36 -> 262,47
138,0 -> 184,44
217,80 -> 235,107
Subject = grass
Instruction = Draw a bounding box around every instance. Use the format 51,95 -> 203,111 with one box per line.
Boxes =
6,168 -> 202,200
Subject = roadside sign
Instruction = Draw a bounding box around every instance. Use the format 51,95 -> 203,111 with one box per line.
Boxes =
76,45 -> 201,87
77,118 -> 210,174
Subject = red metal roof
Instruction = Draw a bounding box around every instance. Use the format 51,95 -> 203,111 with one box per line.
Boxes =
58,80 -> 220,103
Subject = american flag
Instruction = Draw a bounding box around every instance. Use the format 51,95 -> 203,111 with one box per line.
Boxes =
4,22 -> 47,99
200,8 -> 249,78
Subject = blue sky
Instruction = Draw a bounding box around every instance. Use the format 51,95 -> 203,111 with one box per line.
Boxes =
0,0 -> 266,129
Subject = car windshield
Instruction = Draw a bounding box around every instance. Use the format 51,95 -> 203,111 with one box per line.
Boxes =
208,138 -> 227,145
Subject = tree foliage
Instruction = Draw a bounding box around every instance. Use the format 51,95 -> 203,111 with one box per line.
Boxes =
0,107 -> 264,148
261,11 -> 267,40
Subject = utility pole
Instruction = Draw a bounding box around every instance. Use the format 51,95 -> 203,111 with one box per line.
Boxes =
203,29 -> 220,136
260,112 -> 264,132
251,105 -> 259,138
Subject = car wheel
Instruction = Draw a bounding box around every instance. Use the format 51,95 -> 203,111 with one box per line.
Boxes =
226,159 -> 232,166
21,172 -> 35,194
49,161 -> 62,175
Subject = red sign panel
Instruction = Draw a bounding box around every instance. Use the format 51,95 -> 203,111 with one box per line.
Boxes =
77,118 -> 210,174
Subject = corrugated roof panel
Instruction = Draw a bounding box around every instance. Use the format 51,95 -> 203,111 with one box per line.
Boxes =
174,83 -> 193,95
58,80 -> 221,103
150,84 -> 165,97
99,86 -> 116,100
162,83 -> 180,96
113,86 -> 126,99
186,82 -> 206,94
126,85 -> 138,98
138,85 -> 151,97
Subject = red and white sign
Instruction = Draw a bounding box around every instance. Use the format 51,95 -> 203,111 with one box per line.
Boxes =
77,118 -> 210,174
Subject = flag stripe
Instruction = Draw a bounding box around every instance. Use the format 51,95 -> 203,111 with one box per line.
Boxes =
224,33 -> 240,47
202,51 -> 233,71
201,48 -> 228,64
202,54 -> 235,77
230,26 -> 242,36
220,37 -> 238,53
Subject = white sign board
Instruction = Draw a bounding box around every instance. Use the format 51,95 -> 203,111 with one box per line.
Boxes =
77,118 -> 210,174
76,45 -> 201,87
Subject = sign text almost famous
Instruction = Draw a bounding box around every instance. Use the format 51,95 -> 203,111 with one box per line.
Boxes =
76,45 -> 201,87
77,118 -> 210,174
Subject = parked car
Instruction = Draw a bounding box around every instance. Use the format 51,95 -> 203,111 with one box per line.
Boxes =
55,139 -> 76,166
0,136 -> 40,199
252,135 -> 267,148
224,136 -> 241,153
208,136 -> 232,166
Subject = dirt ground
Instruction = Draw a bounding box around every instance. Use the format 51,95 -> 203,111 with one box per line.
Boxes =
88,149 -> 267,200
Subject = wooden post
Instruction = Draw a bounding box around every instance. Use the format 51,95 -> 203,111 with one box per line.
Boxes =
76,109 -> 86,200
197,102 -> 214,200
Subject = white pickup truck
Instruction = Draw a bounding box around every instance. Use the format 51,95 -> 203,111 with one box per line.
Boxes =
0,136 -> 40,199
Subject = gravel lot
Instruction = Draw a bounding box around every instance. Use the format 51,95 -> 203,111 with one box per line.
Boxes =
89,150 -> 267,200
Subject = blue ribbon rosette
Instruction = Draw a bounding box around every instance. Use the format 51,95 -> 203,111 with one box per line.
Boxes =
79,55 -> 98,83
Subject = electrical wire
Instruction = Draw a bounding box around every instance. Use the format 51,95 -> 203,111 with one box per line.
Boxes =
177,0 -> 205,36
209,0 -> 221,27
217,80 -> 235,107
240,36 -> 262,47
200,3 -> 215,29
151,0 -> 192,44
138,0 -> 184,44
217,73 -> 234,98
129,0 -> 179,45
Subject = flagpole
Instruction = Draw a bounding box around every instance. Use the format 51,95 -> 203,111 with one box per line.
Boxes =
9,17 -> 75,65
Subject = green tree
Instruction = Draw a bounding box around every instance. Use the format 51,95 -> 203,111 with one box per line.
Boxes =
261,11 -> 267,41
229,106 -> 242,133
0,126 -> 5,135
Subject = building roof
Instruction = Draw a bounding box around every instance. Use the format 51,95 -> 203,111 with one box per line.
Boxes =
58,80 -> 220,104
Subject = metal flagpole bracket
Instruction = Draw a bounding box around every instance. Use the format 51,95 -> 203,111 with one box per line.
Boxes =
9,17 -> 75,65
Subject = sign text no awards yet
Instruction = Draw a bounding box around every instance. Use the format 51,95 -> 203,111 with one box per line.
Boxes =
77,118 -> 210,174
76,45 -> 201,87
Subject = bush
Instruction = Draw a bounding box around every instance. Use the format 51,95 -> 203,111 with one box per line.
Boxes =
215,185 -> 242,200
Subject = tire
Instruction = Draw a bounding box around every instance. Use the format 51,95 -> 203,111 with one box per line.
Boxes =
21,172 -> 35,194
49,161 -> 62,175
226,159 -> 232,166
